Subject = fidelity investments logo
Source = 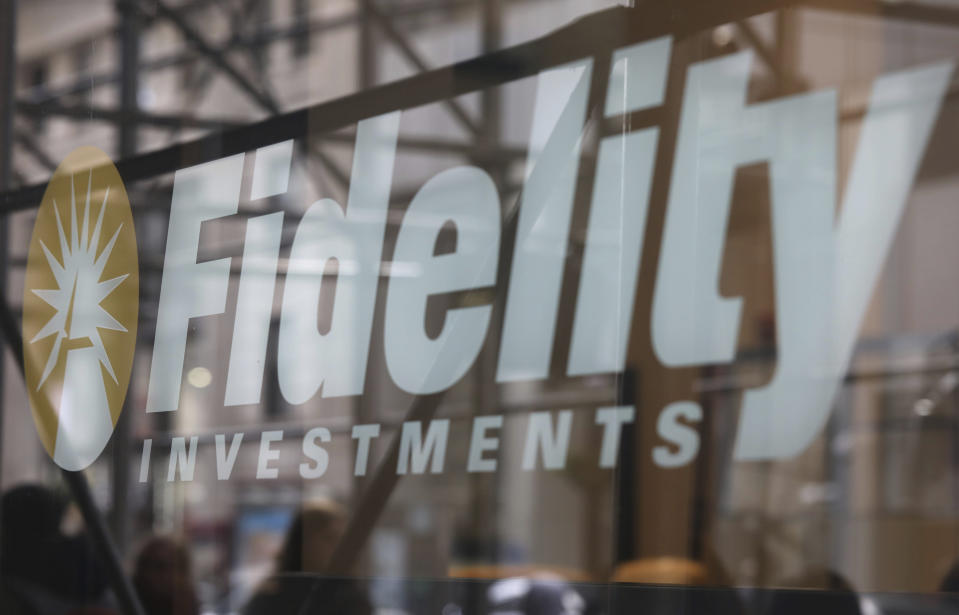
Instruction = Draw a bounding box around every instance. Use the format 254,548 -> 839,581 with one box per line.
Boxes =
16,39 -> 955,478
23,147 -> 138,471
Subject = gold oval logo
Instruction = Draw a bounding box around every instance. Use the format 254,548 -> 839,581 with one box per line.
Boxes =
22,146 -> 138,471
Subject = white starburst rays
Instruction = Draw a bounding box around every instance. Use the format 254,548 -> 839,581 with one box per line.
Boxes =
31,170 -> 128,390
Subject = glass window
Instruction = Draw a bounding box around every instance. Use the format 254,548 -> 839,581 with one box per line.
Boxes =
1,2 -> 958,615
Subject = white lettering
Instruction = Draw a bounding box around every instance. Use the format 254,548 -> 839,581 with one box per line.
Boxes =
568,129 -> 657,375
735,62 -> 953,459
300,427 -> 331,479
653,401 -> 701,468
352,424 -> 380,476
278,112 -> 400,403
498,59 -> 593,382
147,155 -> 244,412
138,438 -> 152,483
225,213 -> 283,405
385,167 -> 500,394
168,436 -> 199,481
522,410 -> 572,470
467,415 -> 502,473
595,406 -> 634,468
652,51 -> 835,368
215,433 -> 243,480
256,430 -> 283,479
397,420 -> 450,475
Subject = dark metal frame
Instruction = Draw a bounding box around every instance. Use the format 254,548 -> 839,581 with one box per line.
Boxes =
0,0 -> 16,587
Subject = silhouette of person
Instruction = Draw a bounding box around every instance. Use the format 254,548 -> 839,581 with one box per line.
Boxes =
132,536 -> 200,615
942,560 -> 959,592
242,500 -> 371,615
940,559 -> 959,609
0,484 -> 113,615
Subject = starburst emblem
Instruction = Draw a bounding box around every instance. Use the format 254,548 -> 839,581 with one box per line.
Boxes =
31,171 -> 128,389
23,146 -> 139,471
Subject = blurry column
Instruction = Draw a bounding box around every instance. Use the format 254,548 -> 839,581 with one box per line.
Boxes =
0,0 -> 17,578
111,0 -> 141,552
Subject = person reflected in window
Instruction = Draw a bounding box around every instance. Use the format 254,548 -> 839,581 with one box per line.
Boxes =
242,499 -> 371,615
940,559 -> 959,608
132,536 -> 200,615
0,484 -> 113,615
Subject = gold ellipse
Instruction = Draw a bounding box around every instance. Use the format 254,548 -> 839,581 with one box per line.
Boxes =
22,146 -> 139,470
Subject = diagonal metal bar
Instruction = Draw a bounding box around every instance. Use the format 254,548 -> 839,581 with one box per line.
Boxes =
2,1 -> 809,214
237,0 -> 269,78
735,20 -> 784,82
140,0 -> 352,190
17,99 -> 245,131
15,129 -> 57,171
0,0 -> 15,583
20,0 -> 484,107
321,131 -> 527,159
140,0 -> 280,114
808,0 -> 959,26
364,0 -> 482,136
